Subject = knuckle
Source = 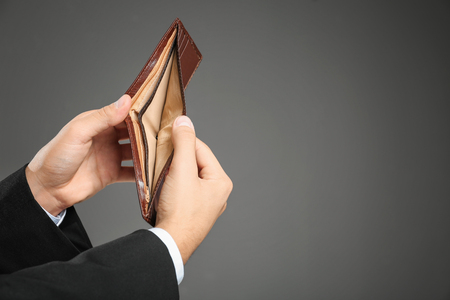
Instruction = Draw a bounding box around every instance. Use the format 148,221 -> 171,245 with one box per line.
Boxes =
97,107 -> 109,120
219,202 -> 227,215
73,110 -> 95,121
223,176 -> 233,194
93,107 -> 112,127
176,125 -> 195,136
227,178 -> 233,192
64,124 -> 78,137
63,119 -> 81,135
175,127 -> 196,142
202,142 -> 212,152
195,138 -> 211,153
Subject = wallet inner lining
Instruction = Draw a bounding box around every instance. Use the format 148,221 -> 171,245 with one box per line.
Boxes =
128,30 -> 176,203
151,49 -> 183,192
140,50 -> 174,192
128,28 -> 183,207
130,30 -> 177,112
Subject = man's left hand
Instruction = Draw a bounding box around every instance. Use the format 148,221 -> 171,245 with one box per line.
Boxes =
26,95 -> 134,215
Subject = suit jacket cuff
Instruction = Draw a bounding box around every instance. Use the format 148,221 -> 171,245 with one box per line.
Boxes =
0,165 -> 92,274
149,227 -> 184,284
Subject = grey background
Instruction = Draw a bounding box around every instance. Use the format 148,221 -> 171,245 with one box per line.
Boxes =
1,1 -> 450,299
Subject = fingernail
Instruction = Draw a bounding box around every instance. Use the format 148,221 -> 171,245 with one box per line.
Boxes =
175,115 -> 194,130
114,95 -> 127,108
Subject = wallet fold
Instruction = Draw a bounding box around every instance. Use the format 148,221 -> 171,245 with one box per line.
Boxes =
124,18 -> 202,226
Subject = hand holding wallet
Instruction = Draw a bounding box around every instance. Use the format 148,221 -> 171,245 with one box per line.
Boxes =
124,19 -> 202,226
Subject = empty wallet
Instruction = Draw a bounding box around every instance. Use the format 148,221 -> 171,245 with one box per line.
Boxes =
124,18 -> 202,226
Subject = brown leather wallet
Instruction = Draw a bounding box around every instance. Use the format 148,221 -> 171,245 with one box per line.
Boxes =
124,18 -> 202,226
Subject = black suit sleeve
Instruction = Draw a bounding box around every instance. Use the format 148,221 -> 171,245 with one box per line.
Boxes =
0,166 -> 179,299
0,230 -> 179,300
0,165 -> 92,273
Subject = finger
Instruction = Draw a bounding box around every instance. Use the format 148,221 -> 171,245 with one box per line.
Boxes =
195,138 -> 226,179
116,166 -> 135,182
72,110 -> 96,121
120,143 -> 133,161
170,116 -> 197,176
76,95 -> 132,144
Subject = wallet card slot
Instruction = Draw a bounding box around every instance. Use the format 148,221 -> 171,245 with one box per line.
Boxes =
150,49 -> 184,198
130,30 -> 177,112
138,45 -> 176,197
125,19 -> 201,226
128,29 -> 177,204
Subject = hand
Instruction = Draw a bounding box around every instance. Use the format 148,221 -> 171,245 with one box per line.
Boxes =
155,116 -> 233,264
26,95 -> 134,216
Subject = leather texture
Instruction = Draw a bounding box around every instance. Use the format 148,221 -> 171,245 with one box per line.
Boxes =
124,18 -> 202,226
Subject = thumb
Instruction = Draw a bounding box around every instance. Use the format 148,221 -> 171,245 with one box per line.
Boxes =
171,116 -> 197,175
76,95 -> 132,143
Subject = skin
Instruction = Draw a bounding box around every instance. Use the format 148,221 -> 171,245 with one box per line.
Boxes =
26,95 -> 232,264
157,117 -> 232,263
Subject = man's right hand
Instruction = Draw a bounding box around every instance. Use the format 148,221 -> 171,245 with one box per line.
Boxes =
155,116 -> 233,264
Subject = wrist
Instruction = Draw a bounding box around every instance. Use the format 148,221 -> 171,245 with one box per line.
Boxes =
25,166 -> 66,216
155,221 -> 197,265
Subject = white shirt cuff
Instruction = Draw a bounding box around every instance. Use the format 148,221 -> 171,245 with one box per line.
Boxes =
41,206 -> 67,227
149,227 -> 184,285
39,207 -> 184,284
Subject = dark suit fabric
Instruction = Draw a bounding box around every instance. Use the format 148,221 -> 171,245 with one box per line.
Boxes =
0,166 -> 92,273
0,166 -> 179,299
